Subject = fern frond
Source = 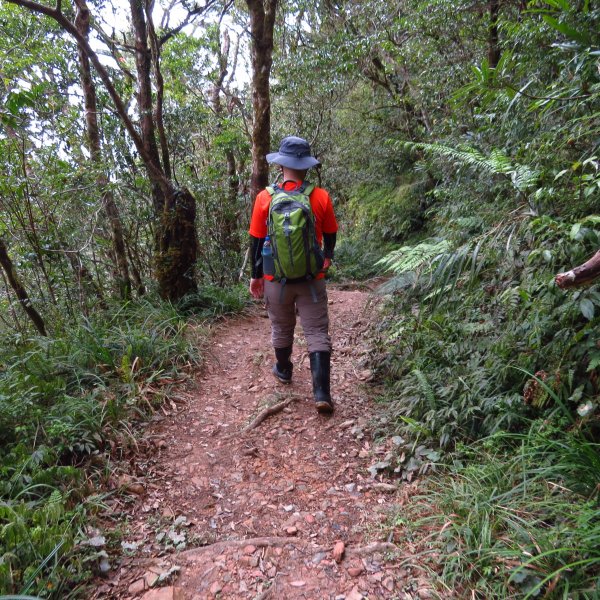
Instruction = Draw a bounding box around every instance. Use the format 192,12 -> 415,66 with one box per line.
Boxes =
376,238 -> 451,275
413,369 -> 437,410
500,286 -> 521,310
402,141 -> 538,192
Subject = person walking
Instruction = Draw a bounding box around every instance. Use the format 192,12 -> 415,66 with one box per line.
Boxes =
248,136 -> 338,413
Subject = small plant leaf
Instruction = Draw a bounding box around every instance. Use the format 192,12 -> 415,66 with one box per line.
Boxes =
580,298 -> 594,320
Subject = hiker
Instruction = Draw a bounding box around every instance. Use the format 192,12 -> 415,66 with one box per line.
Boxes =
248,136 -> 338,413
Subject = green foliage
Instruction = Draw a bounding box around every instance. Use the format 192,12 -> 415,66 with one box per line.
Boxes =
330,181 -> 431,282
331,237 -> 391,282
375,212 -> 600,453
376,238 -> 451,277
346,183 -> 428,243
0,0 -> 598,596
402,142 -> 539,193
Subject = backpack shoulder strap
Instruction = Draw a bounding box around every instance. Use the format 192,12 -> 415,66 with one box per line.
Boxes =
301,183 -> 315,196
268,182 -> 314,197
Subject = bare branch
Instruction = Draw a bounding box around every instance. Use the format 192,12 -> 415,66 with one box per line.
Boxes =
159,0 -> 220,47
556,250 -> 600,289
7,0 -> 171,192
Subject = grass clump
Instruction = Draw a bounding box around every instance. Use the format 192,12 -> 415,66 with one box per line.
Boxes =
414,426 -> 600,599
177,283 -> 249,318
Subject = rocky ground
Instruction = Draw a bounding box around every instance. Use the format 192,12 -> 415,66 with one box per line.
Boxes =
91,286 -> 435,600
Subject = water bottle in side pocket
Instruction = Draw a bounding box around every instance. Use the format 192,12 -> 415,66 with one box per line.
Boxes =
262,235 -> 275,276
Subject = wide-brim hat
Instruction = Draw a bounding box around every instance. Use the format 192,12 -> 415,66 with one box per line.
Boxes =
266,136 -> 321,170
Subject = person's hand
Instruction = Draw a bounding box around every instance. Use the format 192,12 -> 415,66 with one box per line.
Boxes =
249,278 -> 264,299
323,258 -> 332,271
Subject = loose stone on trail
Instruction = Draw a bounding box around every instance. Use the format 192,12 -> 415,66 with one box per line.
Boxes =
333,540 -> 346,563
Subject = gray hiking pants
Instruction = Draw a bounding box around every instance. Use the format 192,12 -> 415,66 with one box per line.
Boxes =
264,279 -> 331,353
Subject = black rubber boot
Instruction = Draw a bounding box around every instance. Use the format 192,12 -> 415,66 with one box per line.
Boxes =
272,346 -> 293,384
309,351 -> 334,414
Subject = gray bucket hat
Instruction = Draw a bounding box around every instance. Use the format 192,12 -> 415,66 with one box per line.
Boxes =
266,136 -> 321,170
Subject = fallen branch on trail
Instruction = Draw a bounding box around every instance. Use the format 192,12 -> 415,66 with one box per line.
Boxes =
242,396 -> 298,432
555,250 -> 600,289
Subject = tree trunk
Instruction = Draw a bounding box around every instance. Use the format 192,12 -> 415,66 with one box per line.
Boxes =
556,250 -> 600,289
246,0 -> 279,201
211,26 -> 241,253
488,0 -> 501,69
0,237 -> 47,336
129,0 -> 198,299
155,188 -> 198,298
75,0 -> 132,299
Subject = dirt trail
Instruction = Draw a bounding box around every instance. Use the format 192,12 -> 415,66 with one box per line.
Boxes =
95,287 -> 425,600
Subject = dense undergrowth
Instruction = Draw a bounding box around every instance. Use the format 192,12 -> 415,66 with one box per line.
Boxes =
319,170 -> 600,595
376,210 -> 599,597
328,5 -> 600,594
0,286 -> 247,597
347,174 -> 600,597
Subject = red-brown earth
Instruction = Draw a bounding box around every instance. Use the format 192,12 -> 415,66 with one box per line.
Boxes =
91,287 -> 434,600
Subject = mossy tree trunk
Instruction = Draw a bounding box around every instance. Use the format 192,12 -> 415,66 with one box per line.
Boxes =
129,0 -> 198,299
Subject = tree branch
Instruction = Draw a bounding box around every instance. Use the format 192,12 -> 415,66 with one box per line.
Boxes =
145,0 -> 172,178
0,237 -> 47,336
7,0 -> 168,189
159,0 -> 220,47
555,250 -> 600,289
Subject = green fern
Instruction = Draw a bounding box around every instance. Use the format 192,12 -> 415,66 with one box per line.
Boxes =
402,141 -> 538,192
500,286 -> 521,310
376,238 -> 451,276
413,369 -> 437,410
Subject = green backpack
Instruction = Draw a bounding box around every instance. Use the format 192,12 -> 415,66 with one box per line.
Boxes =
265,182 -> 324,282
